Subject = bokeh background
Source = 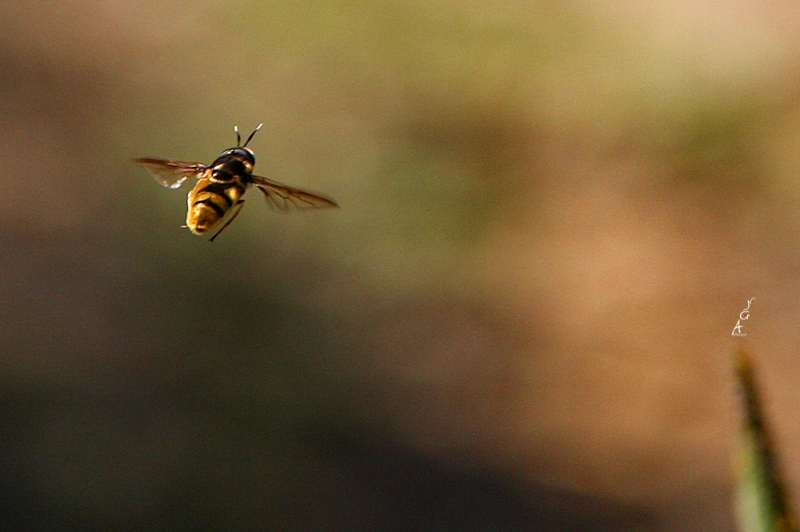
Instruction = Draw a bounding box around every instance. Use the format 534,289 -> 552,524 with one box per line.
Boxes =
1,1 -> 800,530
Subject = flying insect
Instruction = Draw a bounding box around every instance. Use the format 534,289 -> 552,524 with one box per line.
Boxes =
133,124 -> 338,241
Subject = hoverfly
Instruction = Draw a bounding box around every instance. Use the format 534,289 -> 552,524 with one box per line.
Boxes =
133,124 -> 338,242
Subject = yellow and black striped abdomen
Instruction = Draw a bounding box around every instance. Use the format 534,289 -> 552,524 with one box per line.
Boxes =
186,177 -> 245,235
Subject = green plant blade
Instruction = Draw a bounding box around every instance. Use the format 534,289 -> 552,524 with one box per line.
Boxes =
734,349 -> 798,532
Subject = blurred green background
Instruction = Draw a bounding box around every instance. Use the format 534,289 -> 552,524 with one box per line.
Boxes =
2,1 -> 800,530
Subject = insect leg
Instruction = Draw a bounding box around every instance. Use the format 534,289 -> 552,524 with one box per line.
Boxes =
209,200 -> 245,243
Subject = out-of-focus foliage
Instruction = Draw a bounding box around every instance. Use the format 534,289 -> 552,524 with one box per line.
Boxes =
2,1 -> 800,530
735,349 -> 798,532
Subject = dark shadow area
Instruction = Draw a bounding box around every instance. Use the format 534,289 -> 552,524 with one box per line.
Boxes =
303,426 -> 656,532
0,386 -> 654,532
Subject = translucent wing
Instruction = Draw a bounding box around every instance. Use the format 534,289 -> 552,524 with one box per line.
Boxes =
132,158 -> 207,189
250,174 -> 339,212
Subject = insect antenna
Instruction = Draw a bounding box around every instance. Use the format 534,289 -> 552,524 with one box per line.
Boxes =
234,125 -> 242,147
243,123 -> 263,147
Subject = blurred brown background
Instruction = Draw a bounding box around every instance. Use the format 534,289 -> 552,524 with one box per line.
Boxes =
1,1 -> 799,530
